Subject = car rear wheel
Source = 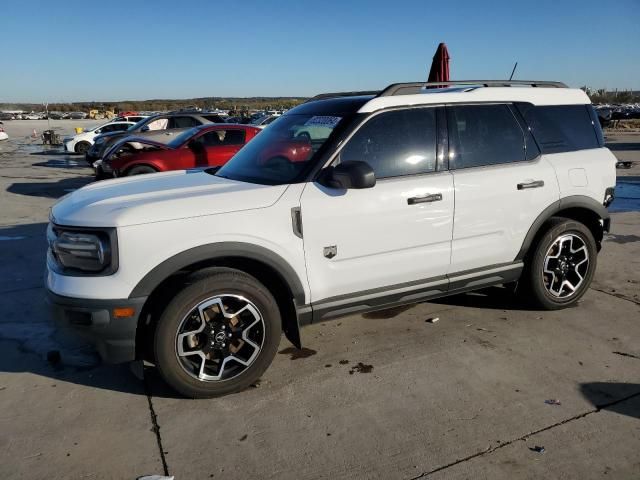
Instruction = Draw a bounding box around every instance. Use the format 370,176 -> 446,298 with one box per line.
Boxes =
154,268 -> 282,398
126,165 -> 157,176
520,218 -> 597,310
75,141 -> 91,155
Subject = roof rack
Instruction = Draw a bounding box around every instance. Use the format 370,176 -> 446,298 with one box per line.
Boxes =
378,80 -> 568,97
304,90 -> 379,103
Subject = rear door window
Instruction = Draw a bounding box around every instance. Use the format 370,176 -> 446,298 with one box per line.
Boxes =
447,104 -> 525,169
340,108 -> 437,178
518,104 -> 600,153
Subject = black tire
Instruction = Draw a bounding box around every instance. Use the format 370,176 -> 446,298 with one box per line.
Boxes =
520,217 -> 597,310
75,141 -> 91,155
126,165 -> 157,176
154,268 -> 282,398
94,166 -> 111,181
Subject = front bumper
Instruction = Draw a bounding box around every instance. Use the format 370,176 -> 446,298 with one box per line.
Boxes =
47,289 -> 147,363
85,149 -> 102,164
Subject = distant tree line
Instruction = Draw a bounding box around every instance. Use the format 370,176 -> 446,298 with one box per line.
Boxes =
0,97 -> 307,113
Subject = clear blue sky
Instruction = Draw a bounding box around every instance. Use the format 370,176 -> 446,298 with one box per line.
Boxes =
2,0 -> 638,102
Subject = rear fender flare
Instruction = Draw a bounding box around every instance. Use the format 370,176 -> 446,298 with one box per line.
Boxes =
515,195 -> 609,261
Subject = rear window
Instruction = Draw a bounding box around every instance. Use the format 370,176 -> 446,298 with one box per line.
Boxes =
517,104 -> 600,154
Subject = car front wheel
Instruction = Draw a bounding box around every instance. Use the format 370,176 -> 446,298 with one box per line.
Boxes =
75,141 -> 91,155
154,268 -> 282,398
521,218 -> 597,309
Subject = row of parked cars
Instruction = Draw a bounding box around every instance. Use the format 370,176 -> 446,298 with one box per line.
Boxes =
594,103 -> 640,127
60,110 -> 299,179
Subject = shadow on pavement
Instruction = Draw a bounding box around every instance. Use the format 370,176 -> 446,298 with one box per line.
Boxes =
32,158 -> 90,169
7,177 -> 93,199
29,150 -> 75,157
580,382 -> 640,419
430,285 -> 537,311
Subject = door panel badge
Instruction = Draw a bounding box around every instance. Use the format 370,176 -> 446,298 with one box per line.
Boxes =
323,245 -> 337,259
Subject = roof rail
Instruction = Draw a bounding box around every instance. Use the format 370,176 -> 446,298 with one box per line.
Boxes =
304,90 -> 379,103
378,80 -> 568,97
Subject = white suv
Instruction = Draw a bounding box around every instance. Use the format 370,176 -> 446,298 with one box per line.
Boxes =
46,80 -> 617,398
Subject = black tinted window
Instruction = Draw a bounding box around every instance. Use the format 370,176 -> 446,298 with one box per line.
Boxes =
113,123 -> 131,131
171,116 -> 200,128
340,108 -> 437,178
518,104 -> 599,153
221,129 -> 245,145
203,115 -> 225,123
447,104 -> 524,169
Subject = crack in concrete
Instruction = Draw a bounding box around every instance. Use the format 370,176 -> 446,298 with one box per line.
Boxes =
143,367 -> 170,477
612,351 -> 640,360
591,287 -> 640,306
407,390 -> 640,479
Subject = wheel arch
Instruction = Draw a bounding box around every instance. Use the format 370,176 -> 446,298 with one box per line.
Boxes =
515,195 -> 610,261
123,162 -> 160,176
74,140 -> 91,153
132,242 -> 307,361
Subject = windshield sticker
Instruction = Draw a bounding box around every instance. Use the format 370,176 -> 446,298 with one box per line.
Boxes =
303,116 -> 342,128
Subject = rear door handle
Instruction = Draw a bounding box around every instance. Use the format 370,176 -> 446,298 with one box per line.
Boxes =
407,193 -> 443,205
517,180 -> 545,190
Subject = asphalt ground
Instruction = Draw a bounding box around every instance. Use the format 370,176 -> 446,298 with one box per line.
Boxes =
0,120 -> 638,479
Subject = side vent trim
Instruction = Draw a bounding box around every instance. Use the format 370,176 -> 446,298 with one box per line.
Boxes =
291,207 -> 303,238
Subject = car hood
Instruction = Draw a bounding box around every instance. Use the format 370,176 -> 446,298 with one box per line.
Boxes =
51,170 -> 288,227
104,136 -> 171,160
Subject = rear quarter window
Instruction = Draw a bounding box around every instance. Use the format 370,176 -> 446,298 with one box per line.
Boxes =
517,104 -> 600,154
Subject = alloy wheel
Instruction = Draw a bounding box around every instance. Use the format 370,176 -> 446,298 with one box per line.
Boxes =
542,233 -> 590,298
175,294 -> 265,382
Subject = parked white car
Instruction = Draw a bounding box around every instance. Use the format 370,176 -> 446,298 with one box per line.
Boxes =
47,80 -> 616,398
63,121 -> 136,154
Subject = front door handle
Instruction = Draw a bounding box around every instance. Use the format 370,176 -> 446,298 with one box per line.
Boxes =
517,180 -> 545,190
407,193 -> 443,205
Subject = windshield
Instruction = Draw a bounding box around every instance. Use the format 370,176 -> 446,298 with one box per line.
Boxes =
215,114 -> 342,185
167,127 -> 199,148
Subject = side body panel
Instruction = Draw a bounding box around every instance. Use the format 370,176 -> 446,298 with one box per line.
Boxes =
451,157 -> 560,272
543,147 -> 617,203
300,172 -> 454,303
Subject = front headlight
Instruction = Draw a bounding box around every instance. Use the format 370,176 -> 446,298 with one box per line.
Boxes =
48,224 -> 117,274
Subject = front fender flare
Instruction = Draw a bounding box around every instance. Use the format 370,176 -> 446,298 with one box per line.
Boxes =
129,242 -> 306,305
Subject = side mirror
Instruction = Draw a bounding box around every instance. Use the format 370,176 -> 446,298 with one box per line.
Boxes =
140,125 -> 150,132
323,161 -> 376,189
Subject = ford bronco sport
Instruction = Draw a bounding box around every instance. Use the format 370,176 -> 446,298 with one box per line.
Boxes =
47,80 -> 617,397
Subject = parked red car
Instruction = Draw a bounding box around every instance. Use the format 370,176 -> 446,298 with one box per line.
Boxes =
99,124 -> 261,177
